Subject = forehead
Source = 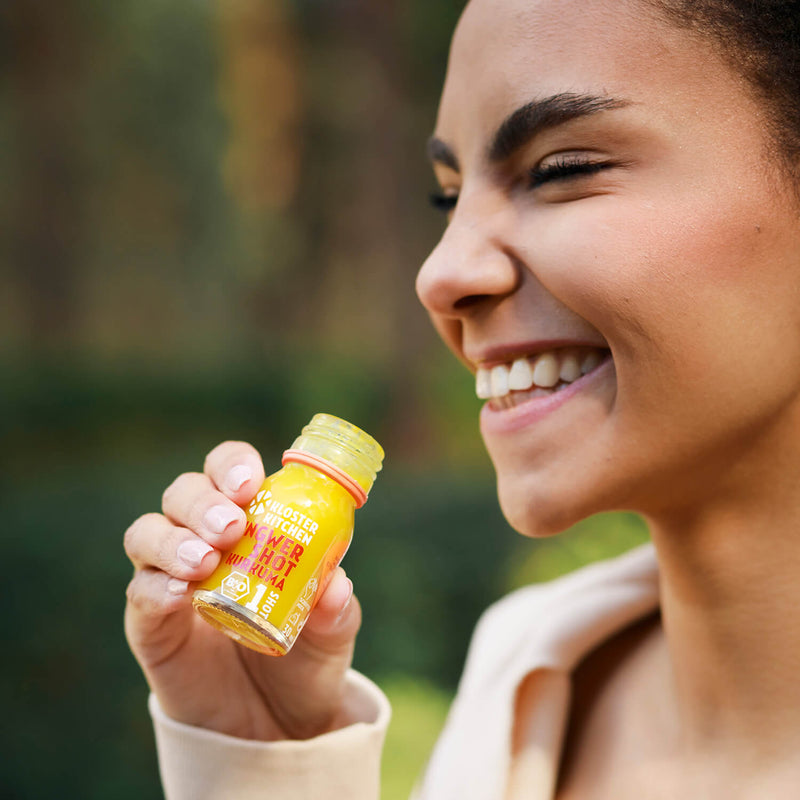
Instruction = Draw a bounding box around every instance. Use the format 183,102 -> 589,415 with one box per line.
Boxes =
436,0 -> 715,148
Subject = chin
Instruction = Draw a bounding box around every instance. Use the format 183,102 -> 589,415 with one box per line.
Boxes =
497,482 -> 589,539
495,474 -> 595,539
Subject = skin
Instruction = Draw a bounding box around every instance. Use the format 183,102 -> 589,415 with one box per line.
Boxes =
125,0 -> 800,794
420,0 -> 800,537
418,0 -> 800,796
124,441 -> 361,741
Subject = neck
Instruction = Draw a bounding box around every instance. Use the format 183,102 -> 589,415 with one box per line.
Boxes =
647,454 -> 800,768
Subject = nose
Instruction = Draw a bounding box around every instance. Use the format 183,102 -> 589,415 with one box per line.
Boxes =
416,203 -> 520,318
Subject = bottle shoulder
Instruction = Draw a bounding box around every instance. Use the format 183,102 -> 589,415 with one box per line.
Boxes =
263,463 -> 356,514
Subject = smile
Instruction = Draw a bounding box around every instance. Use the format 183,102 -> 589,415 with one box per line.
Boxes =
476,347 -> 611,409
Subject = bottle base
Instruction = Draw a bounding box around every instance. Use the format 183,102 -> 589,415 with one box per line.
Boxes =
192,590 -> 292,656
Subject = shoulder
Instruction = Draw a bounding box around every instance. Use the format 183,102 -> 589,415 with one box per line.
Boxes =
458,543 -> 659,692
413,546 -> 659,798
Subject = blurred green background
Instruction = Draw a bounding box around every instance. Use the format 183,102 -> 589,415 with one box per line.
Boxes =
0,1 -> 649,797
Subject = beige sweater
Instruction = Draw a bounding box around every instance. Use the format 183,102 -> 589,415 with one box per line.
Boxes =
151,544 -> 659,799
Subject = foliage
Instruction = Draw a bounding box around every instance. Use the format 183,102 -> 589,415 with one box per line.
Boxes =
380,677 -> 452,800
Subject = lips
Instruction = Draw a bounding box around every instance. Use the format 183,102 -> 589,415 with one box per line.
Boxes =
475,346 -> 610,410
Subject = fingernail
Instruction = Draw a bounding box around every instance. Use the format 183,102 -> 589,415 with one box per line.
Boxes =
168,578 -> 190,595
177,539 -> 214,568
204,504 -> 240,535
335,578 -> 354,623
225,464 -> 252,492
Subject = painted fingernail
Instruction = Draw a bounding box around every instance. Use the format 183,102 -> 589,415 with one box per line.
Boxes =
335,578 -> 354,623
204,504 -> 240,535
177,539 -> 214,568
225,464 -> 252,492
167,578 -> 190,595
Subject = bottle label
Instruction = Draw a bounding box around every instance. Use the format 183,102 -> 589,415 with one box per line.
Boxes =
198,481 -> 351,648
246,489 -> 320,547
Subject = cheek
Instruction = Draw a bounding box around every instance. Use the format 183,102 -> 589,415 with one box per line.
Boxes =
500,194 -> 800,525
521,191 -> 800,372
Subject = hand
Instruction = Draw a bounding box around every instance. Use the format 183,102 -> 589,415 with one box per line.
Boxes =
124,441 -> 361,741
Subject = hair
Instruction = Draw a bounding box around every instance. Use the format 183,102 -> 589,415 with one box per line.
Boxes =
651,1 -> 800,183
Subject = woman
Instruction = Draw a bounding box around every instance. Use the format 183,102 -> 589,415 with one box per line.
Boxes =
124,0 -> 800,797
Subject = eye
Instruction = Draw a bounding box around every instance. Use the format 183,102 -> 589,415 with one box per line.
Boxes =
429,191 -> 458,214
528,155 -> 615,189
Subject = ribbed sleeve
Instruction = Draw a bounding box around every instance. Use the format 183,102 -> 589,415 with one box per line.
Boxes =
150,669 -> 391,800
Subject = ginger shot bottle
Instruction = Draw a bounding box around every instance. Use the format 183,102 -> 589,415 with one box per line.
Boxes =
193,414 -> 383,656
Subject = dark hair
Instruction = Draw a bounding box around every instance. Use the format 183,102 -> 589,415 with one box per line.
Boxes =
653,1 -> 800,181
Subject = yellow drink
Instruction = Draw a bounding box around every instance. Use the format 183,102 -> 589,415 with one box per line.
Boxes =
193,414 -> 383,656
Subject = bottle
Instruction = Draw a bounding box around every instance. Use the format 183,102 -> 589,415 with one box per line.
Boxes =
192,414 -> 384,656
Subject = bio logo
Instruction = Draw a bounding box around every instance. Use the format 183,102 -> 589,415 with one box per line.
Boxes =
220,571 -> 250,601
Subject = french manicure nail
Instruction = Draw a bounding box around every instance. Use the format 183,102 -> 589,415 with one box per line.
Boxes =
177,539 -> 214,568
167,578 -> 190,595
204,504 -> 240,534
226,464 -> 252,492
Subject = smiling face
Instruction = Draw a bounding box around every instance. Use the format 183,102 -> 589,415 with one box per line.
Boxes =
417,0 -> 800,536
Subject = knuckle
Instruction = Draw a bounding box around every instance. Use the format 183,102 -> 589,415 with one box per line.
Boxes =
204,440 -> 258,475
125,571 -> 175,616
203,441 -> 233,473
184,488 -> 223,534
125,573 -> 150,611
161,476 -> 181,510
123,522 -> 138,558
156,527 -> 183,574
123,512 -> 159,558
161,472 -> 204,513
127,586 -> 158,615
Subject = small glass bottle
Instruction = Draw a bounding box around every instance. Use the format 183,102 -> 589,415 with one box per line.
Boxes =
192,414 -> 383,656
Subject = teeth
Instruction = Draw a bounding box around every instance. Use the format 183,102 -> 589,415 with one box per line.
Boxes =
559,351 -> 582,383
475,347 -> 607,401
532,353 -> 560,388
490,364 -> 510,397
476,368 -> 492,399
581,350 -> 603,375
508,357 -> 534,391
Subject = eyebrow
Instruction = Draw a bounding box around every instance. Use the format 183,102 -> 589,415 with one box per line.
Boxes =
426,136 -> 460,172
427,92 -> 630,172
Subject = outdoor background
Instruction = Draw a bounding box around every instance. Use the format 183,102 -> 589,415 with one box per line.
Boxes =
0,1 -> 649,797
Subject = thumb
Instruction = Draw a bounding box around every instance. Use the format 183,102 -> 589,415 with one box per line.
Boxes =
301,567 -> 361,648
245,567 -> 361,739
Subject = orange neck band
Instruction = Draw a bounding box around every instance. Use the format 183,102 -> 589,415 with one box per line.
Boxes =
281,449 -> 368,508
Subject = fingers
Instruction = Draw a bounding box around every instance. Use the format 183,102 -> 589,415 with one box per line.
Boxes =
124,440 -> 265,637
161,472 -> 246,550
159,440 -> 265,550
124,512 -> 221,579
125,566 -> 195,618
203,440 -> 265,506
125,440 -> 271,678
245,567 -> 362,739
301,567 -> 362,651
125,440 -> 362,677
124,566 -> 196,671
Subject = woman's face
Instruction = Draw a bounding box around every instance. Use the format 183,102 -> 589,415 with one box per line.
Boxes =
417,0 -> 800,535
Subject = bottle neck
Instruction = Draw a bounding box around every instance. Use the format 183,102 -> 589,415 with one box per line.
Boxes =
282,449 -> 367,508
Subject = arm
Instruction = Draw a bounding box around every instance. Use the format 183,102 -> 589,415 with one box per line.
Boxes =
124,441 -> 388,798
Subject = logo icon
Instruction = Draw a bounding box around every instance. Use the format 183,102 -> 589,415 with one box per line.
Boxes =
220,571 -> 250,601
247,489 -> 272,518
